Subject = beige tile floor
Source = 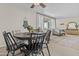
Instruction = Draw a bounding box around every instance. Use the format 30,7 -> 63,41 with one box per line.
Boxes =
1,35 -> 79,56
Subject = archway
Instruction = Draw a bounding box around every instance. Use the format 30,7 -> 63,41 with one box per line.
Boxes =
66,22 -> 78,29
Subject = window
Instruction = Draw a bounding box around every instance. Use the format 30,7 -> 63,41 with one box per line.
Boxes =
44,21 -> 49,29
67,22 -> 77,29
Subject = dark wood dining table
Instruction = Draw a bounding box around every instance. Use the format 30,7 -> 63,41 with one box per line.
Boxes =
14,32 -> 45,40
14,32 -> 46,44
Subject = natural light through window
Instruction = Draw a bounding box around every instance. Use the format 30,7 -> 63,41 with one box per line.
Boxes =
68,23 -> 76,29
44,22 -> 49,29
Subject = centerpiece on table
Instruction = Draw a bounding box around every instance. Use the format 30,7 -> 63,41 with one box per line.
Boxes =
23,20 -> 34,32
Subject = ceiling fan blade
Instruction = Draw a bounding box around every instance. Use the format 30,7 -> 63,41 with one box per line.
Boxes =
31,4 -> 35,8
40,3 -> 46,8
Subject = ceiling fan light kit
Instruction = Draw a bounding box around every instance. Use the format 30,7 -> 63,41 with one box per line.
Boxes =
31,3 -> 46,8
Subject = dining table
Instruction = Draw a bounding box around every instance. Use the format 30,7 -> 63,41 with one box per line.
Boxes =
14,32 -> 46,44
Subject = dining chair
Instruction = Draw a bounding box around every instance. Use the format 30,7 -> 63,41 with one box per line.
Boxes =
24,33 -> 45,56
46,30 -> 51,44
43,30 -> 51,56
3,31 -> 27,56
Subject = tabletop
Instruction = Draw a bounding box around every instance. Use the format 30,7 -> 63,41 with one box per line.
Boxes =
14,32 -> 46,40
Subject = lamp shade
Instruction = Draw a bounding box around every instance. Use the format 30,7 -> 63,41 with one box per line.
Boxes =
23,20 -> 28,29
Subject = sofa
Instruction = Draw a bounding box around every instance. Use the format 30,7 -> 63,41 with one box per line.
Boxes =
65,29 -> 79,35
53,29 -> 65,36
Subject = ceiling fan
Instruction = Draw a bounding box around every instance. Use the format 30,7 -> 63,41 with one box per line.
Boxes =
30,3 -> 46,8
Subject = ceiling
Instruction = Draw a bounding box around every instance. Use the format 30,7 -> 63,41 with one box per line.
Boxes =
1,3 -> 79,19
44,3 -> 79,19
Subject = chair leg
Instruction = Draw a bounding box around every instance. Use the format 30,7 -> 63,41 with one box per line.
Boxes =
41,50 -> 44,56
46,44 -> 51,56
11,51 -> 15,56
7,51 -> 9,56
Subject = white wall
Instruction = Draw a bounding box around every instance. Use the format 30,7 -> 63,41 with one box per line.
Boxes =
56,19 -> 66,29
0,4 -> 36,47
37,14 -> 44,29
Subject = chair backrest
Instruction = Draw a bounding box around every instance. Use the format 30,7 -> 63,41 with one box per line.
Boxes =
30,33 -> 45,50
44,30 -> 51,44
3,31 -> 9,50
3,31 -> 18,51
